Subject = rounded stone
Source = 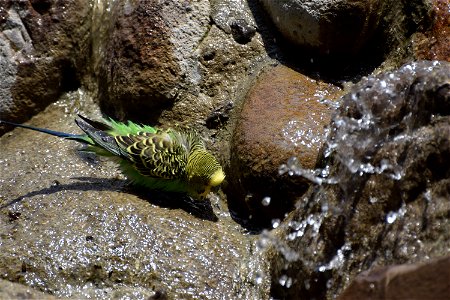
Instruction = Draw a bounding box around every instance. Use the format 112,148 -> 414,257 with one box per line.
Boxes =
229,65 -> 342,225
259,0 -> 383,55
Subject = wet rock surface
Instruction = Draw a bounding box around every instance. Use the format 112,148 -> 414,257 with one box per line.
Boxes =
229,64 -> 342,226
338,255 -> 450,300
264,61 -> 450,299
0,279 -> 58,300
0,0 -> 449,299
0,96 -> 270,299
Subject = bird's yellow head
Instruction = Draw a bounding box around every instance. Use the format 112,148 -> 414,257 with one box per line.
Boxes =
194,167 -> 225,199
209,167 -> 225,187
186,148 -> 225,199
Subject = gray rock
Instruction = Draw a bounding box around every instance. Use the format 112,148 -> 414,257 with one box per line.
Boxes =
259,0 -> 383,54
0,279 -> 58,300
211,0 -> 257,44
0,1 -> 92,133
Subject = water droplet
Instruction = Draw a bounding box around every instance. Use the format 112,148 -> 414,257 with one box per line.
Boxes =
386,211 -> 397,224
261,196 -> 271,206
286,277 -> 292,288
255,272 -> 263,284
424,189 -> 432,202
272,219 -> 280,229
279,274 -> 292,287
304,280 -> 310,290
326,279 -> 333,288
369,196 -> 378,204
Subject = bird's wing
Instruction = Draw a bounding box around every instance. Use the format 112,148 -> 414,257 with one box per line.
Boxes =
114,130 -> 188,179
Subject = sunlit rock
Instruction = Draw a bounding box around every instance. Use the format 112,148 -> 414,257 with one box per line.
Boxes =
229,64 -> 342,226
0,96 -> 271,299
94,0 -> 210,123
259,0 -> 433,59
338,256 -> 450,300
92,0 -> 268,130
413,0 -> 450,61
0,0 -> 91,134
210,0 -> 256,44
0,279 -> 58,300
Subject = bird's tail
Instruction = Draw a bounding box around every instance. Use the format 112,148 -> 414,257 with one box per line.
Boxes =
75,115 -> 130,159
0,119 -> 91,144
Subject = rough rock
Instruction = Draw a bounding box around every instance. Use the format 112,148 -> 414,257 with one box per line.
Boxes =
0,279 -> 58,300
92,0 -> 269,132
0,0 -> 91,133
229,64 -> 342,226
261,61 -> 450,299
413,0 -> 450,61
259,0 -> 433,61
0,95 -> 271,299
259,0 -> 383,55
210,0 -> 257,44
338,255 -> 450,300
94,0 -> 210,123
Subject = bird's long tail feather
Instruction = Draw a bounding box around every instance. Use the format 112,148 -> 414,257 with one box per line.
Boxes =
75,115 -> 130,159
0,119 -> 91,144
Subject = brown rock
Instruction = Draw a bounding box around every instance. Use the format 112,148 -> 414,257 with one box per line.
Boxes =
413,0 -> 450,61
229,65 -> 342,225
338,256 -> 450,300
95,0 -> 210,123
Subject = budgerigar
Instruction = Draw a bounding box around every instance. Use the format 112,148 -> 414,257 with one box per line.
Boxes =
0,115 -> 225,199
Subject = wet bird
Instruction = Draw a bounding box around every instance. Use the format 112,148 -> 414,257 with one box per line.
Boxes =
0,115 -> 225,199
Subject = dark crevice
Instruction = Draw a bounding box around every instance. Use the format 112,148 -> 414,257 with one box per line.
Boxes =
60,60 -> 81,92
30,0 -> 52,15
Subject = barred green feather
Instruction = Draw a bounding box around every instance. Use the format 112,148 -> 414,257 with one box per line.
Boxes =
1,115 -> 225,199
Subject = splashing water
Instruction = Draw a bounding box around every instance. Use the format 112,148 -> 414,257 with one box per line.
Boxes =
279,157 -> 338,185
261,196 -> 271,206
255,61 -> 450,298
318,243 -> 352,273
385,203 -> 407,224
256,230 -> 300,263
278,274 -> 293,288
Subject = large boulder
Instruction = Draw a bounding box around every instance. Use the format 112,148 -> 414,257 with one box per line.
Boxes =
0,0 -> 91,133
229,64 -> 342,226
0,96 -> 271,299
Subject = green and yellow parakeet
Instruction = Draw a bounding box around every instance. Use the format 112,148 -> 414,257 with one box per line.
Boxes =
1,115 -> 225,199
